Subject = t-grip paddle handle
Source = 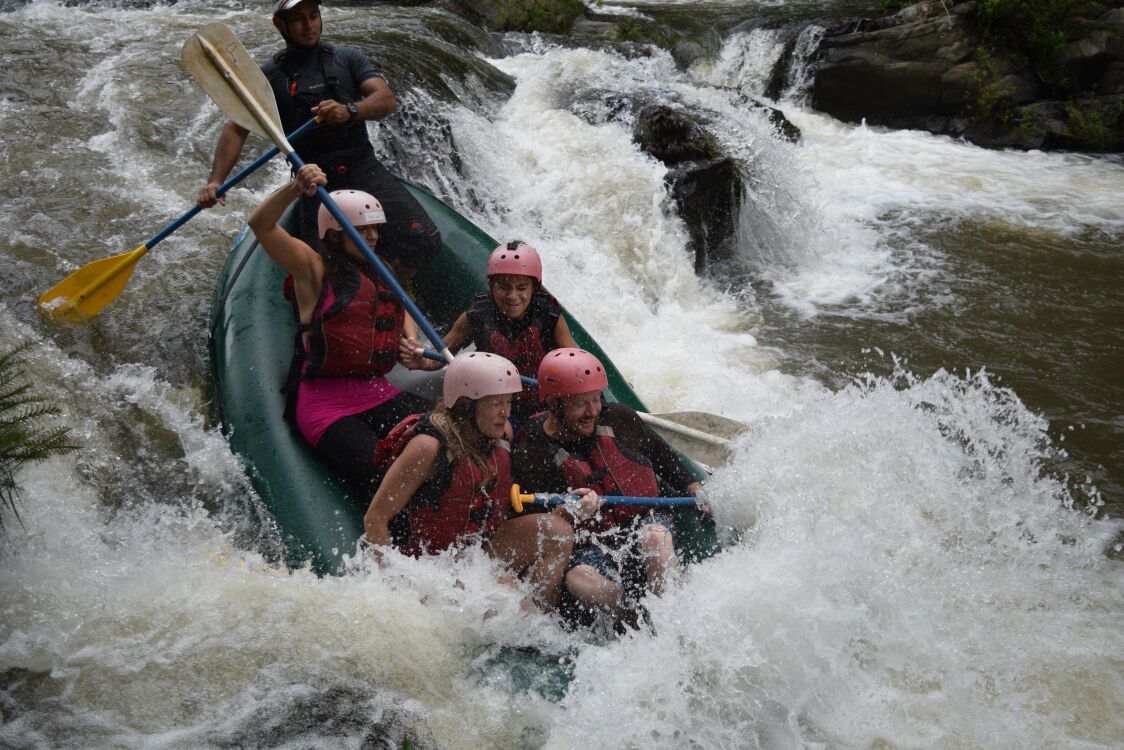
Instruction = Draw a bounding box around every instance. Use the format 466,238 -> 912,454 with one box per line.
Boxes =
509,483 -> 697,513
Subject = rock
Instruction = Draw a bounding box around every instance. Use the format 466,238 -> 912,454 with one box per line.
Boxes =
763,106 -> 801,143
438,0 -> 504,28
632,105 -> 743,271
669,158 -> 743,272
812,1 -> 985,123
736,94 -> 801,142
671,39 -> 709,70
808,0 -> 1124,151
634,104 -> 722,164
1057,30 -> 1121,92
570,18 -> 619,44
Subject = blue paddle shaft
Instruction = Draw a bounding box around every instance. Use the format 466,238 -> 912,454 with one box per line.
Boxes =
283,151 -> 452,360
421,348 -> 536,386
534,493 -> 697,508
147,118 -> 319,250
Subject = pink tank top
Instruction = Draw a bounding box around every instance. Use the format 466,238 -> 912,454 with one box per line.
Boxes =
295,376 -> 400,447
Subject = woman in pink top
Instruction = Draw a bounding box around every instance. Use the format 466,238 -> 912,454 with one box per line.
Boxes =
249,163 -> 432,499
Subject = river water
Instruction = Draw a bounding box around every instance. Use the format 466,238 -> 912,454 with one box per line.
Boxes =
2,1 -> 1122,748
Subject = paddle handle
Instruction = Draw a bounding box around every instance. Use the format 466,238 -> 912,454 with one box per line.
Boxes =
509,483 -> 696,514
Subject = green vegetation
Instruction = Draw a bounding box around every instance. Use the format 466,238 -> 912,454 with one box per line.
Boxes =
967,0 -> 1110,136
612,17 -> 675,49
0,344 -> 74,531
970,47 -> 1016,127
1014,105 -> 1049,143
493,0 -> 587,34
1066,100 -> 1120,150
973,0 -> 1096,92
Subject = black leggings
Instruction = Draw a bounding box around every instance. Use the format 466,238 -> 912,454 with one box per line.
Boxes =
314,391 -> 432,501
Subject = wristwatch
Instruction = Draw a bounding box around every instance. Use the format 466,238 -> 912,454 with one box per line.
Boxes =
346,102 -> 359,121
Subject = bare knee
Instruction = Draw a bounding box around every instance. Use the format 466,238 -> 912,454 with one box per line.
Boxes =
565,564 -> 616,602
639,523 -> 674,558
536,513 -> 575,554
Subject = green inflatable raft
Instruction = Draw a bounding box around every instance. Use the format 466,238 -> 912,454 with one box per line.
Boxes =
208,181 -> 718,577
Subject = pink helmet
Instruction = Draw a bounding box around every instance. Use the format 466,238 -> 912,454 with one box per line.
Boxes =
487,241 -> 542,283
317,190 -> 386,239
443,352 -> 522,408
537,348 -> 608,400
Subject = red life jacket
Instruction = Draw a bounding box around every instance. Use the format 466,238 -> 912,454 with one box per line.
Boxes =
374,414 -> 512,556
554,424 -> 661,533
466,291 -> 560,416
285,265 -> 404,380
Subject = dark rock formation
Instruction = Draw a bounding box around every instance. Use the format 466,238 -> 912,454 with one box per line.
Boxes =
633,105 -> 744,272
810,0 -> 1124,151
670,158 -> 743,273
813,2 -> 986,122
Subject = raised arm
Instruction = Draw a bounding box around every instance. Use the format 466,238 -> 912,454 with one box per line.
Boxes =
247,164 -> 327,313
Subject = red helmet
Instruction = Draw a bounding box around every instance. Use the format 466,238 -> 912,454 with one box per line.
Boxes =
317,190 -> 385,239
443,352 -> 522,408
537,348 -> 608,400
487,241 -> 542,284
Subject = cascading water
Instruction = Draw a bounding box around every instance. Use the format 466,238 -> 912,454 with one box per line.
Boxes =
2,1 -> 1121,748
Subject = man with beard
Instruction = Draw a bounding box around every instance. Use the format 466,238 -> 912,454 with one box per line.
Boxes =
512,348 -> 703,632
197,0 -> 441,271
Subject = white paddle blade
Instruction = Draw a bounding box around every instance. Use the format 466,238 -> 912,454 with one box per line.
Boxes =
650,410 -> 749,441
181,22 -> 282,142
637,412 -> 739,469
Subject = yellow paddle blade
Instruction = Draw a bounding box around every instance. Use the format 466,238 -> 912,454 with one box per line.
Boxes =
181,23 -> 283,143
38,245 -> 148,322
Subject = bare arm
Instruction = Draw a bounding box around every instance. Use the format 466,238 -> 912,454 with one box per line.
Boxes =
553,315 -> 577,349
312,77 -> 398,125
363,434 -> 440,546
400,311 -> 469,371
197,121 -> 250,208
397,316 -> 426,370
247,164 -> 326,315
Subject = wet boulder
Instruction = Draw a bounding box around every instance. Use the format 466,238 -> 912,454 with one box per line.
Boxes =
633,105 -> 743,272
812,1 -> 993,123
634,103 -> 723,163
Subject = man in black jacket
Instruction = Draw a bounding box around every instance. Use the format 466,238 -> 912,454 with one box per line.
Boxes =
197,0 -> 441,271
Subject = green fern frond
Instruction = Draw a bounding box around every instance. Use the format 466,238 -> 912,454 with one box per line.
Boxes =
0,343 -> 75,532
